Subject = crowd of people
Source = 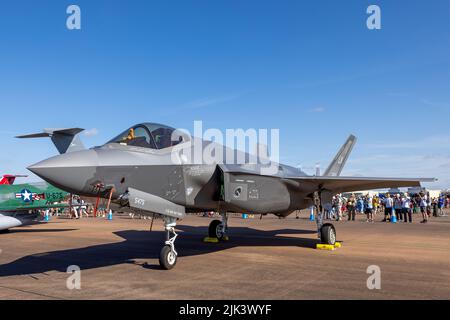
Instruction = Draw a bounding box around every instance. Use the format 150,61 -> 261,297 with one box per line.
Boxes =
44,195 -> 102,219
323,192 -> 449,224
40,191 -> 450,224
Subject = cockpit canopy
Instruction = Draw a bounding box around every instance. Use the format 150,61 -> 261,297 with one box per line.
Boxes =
107,123 -> 185,150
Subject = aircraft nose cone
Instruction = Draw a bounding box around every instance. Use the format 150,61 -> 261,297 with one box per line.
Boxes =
28,150 -> 99,194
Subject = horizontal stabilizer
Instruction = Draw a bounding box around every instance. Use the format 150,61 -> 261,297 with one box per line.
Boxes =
128,188 -> 186,219
16,128 -> 85,154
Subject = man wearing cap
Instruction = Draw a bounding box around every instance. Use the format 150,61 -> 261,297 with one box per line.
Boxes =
402,194 -> 412,223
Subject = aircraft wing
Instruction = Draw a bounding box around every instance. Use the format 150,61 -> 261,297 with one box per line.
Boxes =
0,203 -> 86,214
287,176 -> 437,194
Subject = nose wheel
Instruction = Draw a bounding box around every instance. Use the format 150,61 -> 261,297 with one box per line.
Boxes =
208,212 -> 228,240
160,245 -> 177,270
159,218 -> 178,270
209,219 -> 224,239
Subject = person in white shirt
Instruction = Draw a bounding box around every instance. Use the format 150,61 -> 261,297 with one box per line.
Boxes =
80,199 -> 89,218
365,195 -> 374,223
419,195 -> 428,223
383,194 -> 394,222
402,194 -> 412,223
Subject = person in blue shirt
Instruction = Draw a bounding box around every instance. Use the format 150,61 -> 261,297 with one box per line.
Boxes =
438,196 -> 445,216
357,197 -> 365,214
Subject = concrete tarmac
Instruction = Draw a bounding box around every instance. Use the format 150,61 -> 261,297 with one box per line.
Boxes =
0,211 -> 449,300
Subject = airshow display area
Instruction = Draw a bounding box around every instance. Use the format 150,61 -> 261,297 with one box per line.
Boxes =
1,124 -> 449,301
1,0 -> 449,313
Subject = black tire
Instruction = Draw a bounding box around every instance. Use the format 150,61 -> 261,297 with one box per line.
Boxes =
320,223 -> 337,245
159,245 -> 177,270
208,219 -> 224,239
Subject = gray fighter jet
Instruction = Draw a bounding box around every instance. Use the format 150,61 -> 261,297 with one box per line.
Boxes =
17,124 -> 435,269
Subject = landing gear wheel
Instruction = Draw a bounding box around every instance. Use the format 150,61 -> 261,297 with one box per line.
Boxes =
320,223 -> 336,245
209,219 -> 224,240
159,245 -> 177,270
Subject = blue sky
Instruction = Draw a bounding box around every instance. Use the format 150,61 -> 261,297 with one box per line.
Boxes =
0,0 -> 449,188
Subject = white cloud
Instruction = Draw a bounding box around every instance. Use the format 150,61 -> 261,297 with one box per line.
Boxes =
421,99 -> 448,108
309,107 -> 326,113
345,153 -> 449,189
84,128 -> 99,137
365,135 -> 450,150
386,92 -> 410,97
184,94 -> 242,109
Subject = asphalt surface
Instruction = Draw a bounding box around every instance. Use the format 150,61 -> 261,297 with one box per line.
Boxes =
0,211 -> 449,300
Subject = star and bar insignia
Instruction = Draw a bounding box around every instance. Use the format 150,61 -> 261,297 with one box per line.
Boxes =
15,189 -> 46,203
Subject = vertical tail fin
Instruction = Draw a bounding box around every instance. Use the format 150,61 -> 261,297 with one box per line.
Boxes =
323,135 -> 357,177
16,128 -> 85,154
0,175 -> 28,185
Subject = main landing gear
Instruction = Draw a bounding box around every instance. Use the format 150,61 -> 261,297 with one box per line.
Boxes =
320,223 -> 337,245
159,217 -> 179,270
313,191 -> 337,246
208,212 -> 228,241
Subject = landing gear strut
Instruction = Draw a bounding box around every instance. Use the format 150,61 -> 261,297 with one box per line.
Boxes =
316,208 -> 337,245
314,191 -> 337,245
208,212 -> 228,240
159,217 -> 178,270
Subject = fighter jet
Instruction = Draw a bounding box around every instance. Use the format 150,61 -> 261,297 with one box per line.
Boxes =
17,124 -> 435,269
0,179 -> 70,232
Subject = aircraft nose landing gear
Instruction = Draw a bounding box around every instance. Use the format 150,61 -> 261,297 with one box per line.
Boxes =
159,217 -> 179,270
208,212 -> 228,241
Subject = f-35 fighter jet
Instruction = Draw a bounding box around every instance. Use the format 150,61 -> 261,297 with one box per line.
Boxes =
18,124 -> 435,269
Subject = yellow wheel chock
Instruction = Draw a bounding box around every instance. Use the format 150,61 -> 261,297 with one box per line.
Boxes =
203,237 -> 220,243
316,242 -> 342,251
203,236 -> 230,243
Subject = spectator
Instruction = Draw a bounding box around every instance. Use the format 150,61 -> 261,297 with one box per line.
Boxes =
419,194 -> 428,223
336,194 -> 343,221
357,197 -> 365,214
324,202 -> 333,220
426,193 -> 432,217
394,194 -> 403,221
347,194 -> 356,221
365,194 -> 374,223
80,199 -> 89,218
402,194 -> 413,223
372,195 -> 380,215
383,194 -> 393,222
438,196 -> 445,216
